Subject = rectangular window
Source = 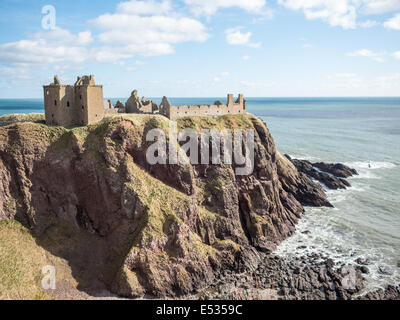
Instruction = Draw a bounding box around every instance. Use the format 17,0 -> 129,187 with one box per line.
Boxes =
67,101 -> 70,107
54,100 -> 57,106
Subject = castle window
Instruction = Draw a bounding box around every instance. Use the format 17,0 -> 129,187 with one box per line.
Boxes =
80,95 -> 82,100
46,91 -> 49,95
67,101 -> 70,107
82,106 -> 84,110
54,100 -> 57,106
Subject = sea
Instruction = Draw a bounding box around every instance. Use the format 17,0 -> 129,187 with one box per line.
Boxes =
1,97 -> 399,293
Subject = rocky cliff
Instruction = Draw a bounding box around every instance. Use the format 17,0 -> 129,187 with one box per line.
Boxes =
0,113 -> 362,299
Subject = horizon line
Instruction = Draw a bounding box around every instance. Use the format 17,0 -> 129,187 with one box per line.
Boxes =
1,96 -> 400,100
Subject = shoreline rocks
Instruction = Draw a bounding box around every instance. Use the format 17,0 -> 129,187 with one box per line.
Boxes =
285,155 -> 358,190
184,254 -> 399,300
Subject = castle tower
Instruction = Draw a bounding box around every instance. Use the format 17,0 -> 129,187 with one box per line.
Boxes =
43,75 -> 104,126
227,94 -> 234,107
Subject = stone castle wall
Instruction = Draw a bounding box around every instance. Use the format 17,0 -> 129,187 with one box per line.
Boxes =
161,94 -> 246,120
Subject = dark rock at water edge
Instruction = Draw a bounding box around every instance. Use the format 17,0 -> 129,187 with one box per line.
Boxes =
284,155 -> 358,191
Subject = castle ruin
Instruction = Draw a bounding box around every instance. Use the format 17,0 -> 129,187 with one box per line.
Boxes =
125,90 -> 158,114
43,75 -> 104,126
44,75 -> 247,126
158,94 -> 246,120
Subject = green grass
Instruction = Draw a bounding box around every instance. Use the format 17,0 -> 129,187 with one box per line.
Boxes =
0,220 -> 75,300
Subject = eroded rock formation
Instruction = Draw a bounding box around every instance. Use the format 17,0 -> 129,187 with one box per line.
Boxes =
1,113 -> 395,300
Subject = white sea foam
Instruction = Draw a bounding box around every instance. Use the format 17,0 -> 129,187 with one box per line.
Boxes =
345,161 -> 396,170
275,208 -> 400,292
344,161 -> 396,180
288,154 -> 320,162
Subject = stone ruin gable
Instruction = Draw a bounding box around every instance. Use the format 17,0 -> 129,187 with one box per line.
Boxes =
104,99 -> 114,110
104,100 -> 121,115
160,94 -> 247,120
125,90 -> 158,114
159,96 -> 172,118
43,75 -> 104,126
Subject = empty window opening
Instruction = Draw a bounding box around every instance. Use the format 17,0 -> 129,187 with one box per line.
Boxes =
67,101 -> 70,107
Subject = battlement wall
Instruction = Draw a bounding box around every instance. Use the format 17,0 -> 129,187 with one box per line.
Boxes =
164,94 -> 246,120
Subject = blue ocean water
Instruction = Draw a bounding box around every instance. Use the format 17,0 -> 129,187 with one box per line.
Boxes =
1,97 -> 399,292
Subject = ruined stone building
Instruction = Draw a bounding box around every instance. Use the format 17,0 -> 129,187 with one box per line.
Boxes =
159,94 -> 246,120
125,90 -> 158,114
44,75 -> 247,126
44,75 -> 104,126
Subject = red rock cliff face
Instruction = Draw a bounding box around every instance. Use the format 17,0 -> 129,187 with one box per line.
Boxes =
0,114 -> 329,298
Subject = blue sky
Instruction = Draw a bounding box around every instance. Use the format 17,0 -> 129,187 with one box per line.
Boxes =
0,0 -> 399,98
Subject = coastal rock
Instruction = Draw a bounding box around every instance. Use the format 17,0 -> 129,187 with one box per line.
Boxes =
313,162 -> 358,178
355,258 -> 371,266
0,113 -> 329,299
277,153 -> 332,207
285,155 -> 356,190
378,266 -> 393,275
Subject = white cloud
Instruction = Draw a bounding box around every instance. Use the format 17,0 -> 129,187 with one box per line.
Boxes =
225,27 -> 261,48
327,73 -> 358,79
183,0 -> 269,17
362,0 -> 400,14
384,13 -> 400,30
347,49 -> 385,62
278,0 -> 400,29
0,66 -> 32,80
302,43 -> 313,48
0,28 -> 90,65
242,55 -> 251,60
90,1 -> 210,61
375,73 -> 400,89
93,14 -> 209,45
213,71 -> 230,83
116,0 -> 172,15
31,28 -> 94,46
359,20 -> 379,27
393,51 -> 400,59
279,0 -> 358,29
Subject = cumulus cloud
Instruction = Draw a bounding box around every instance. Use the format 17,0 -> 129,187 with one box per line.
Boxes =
225,27 -> 261,48
278,0 -> 400,29
393,51 -> 400,59
347,49 -> 385,62
0,28 -> 91,65
90,1 -> 209,62
384,13 -> 400,30
116,0 -> 172,15
362,0 -> 400,14
0,1 -> 210,67
183,0 -> 269,17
